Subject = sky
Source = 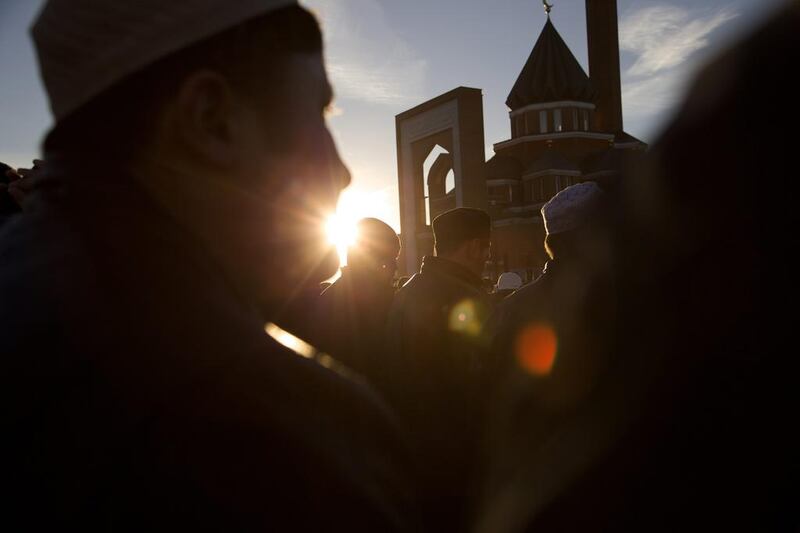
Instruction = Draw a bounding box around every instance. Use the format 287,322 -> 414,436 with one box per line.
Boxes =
0,0 -> 789,232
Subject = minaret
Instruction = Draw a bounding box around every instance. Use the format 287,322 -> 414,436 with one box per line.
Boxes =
585,0 -> 623,133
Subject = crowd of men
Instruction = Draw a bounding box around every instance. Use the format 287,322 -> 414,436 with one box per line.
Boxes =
1,0 -> 796,531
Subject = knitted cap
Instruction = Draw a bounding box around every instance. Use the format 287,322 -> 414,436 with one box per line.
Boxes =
541,181 -> 605,235
32,0 -> 297,121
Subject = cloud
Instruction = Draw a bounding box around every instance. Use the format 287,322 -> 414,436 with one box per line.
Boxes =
618,5 -> 739,136
622,63 -> 688,114
620,5 -> 739,77
306,0 -> 427,105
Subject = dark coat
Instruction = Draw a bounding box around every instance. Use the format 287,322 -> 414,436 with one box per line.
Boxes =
381,255 -> 492,529
479,258 -> 618,531
477,4 -> 799,531
488,259 -> 615,394
0,159 -> 414,532
490,288 -> 515,307
313,267 -> 395,381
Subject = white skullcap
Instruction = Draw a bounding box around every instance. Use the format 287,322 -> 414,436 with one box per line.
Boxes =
497,272 -> 523,291
31,0 -> 298,122
541,181 -> 605,235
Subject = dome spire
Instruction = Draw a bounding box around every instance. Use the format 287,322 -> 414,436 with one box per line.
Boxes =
506,13 -> 595,110
542,0 -> 553,16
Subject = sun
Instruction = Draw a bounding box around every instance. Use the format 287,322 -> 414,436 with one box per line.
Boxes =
325,213 -> 358,266
325,187 -> 396,268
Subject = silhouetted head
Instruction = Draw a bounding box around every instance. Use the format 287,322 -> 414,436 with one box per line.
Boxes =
541,182 -> 610,264
346,218 -> 400,285
1,162 -> 21,216
432,207 -> 491,277
496,272 -> 523,293
0,162 -> 13,183
33,1 -> 350,312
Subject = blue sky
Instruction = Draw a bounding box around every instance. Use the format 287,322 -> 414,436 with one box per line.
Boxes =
0,0 -> 788,230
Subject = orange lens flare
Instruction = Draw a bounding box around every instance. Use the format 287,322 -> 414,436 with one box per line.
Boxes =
515,323 -> 557,376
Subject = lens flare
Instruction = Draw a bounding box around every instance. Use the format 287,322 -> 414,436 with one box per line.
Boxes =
264,322 -> 316,359
515,322 -> 557,376
449,298 -> 483,337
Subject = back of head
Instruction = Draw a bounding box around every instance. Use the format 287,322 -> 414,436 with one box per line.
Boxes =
541,182 -> 608,261
432,207 -> 491,257
346,218 -> 400,272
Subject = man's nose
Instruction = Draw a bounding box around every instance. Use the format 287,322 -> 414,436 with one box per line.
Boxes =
335,158 -> 351,192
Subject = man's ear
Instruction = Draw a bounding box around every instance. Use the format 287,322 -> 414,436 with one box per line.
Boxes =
170,70 -> 240,168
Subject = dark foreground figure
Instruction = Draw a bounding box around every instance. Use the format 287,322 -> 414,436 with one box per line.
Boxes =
1,2 -> 413,531
382,207 -> 493,531
314,217 -> 400,379
476,3 -> 799,531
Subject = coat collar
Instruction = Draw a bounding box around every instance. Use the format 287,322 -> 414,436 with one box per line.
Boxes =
420,255 -> 484,290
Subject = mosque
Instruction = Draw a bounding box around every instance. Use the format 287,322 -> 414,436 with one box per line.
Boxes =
395,0 -> 646,279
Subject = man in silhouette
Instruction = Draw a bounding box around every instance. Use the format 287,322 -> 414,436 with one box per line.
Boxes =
0,2 -> 413,530
476,3 -> 798,531
314,217 -> 400,380
488,181 -> 615,405
382,207 -> 492,530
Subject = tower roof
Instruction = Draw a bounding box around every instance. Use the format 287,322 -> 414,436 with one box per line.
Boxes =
506,18 -> 595,110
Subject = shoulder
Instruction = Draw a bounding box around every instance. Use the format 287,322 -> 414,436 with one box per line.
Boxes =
0,209 -> 92,328
393,271 -> 449,310
153,331 -> 413,529
504,279 -> 540,306
492,274 -> 550,325
246,330 -> 400,434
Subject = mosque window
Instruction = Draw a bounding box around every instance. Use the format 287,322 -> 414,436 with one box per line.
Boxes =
539,110 -> 548,133
571,109 -> 579,131
582,109 -> 589,131
553,109 -> 563,132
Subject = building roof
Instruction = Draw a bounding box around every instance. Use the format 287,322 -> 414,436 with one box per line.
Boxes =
525,149 -> 580,176
485,155 -> 523,179
506,19 -> 595,110
581,146 -> 646,177
613,131 -> 647,147
581,149 -> 621,176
